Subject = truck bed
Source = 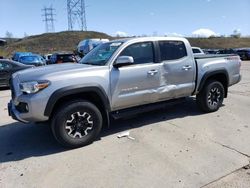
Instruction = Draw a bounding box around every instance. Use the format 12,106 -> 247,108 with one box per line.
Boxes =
193,53 -> 241,95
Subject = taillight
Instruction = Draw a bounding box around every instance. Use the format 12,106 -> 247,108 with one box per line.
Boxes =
225,56 -> 240,61
225,56 -> 241,68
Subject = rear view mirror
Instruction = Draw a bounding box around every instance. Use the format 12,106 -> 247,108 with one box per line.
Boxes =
114,56 -> 134,68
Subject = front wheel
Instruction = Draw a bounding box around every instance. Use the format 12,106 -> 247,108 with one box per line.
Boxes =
196,80 -> 225,113
51,100 -> 103,148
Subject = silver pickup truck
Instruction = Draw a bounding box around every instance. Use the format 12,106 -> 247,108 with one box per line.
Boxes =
8,37 -> 241,148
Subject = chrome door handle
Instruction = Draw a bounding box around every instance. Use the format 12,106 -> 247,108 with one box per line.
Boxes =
182,65 -> 192,71
147,70 -> 158,76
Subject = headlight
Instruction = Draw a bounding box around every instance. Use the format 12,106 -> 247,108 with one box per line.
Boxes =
20,81 -> 50,94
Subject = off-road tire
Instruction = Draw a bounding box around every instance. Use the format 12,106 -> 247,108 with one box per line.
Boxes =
51,100 -> 103,148
196,80 -> 225,113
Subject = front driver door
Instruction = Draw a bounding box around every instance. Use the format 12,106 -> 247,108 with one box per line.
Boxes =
110,42 -> 161,111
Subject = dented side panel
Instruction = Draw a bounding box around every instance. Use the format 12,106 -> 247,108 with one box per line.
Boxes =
157,55 -> 196,100
155,39 -> 196,101
109,38 -> 197,111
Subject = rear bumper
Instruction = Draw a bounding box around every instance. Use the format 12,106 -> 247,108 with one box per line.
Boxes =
239,75 -> 242,83
229,74 -> 241,87
236,74 -> 242,84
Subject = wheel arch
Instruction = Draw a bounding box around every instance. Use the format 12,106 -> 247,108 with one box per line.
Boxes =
44,85 -> 110,127
198,70 -> 229,98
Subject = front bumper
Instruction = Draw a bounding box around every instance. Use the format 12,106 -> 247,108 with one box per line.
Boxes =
8,100 -> 29,123
8,91 -> 50,123
8,73 -> 50,123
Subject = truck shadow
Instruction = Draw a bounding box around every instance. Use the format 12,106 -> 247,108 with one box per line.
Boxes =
0,97 -> 204,163
0,122 -> 66,163
0,87 -> 10,91
102,97 -> 203,137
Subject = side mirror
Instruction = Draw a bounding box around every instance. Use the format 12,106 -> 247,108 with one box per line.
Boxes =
114,56 -> 134,68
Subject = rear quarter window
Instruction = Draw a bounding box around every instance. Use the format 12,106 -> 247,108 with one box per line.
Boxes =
159,41 -> 187,61
192,48 -> 201,53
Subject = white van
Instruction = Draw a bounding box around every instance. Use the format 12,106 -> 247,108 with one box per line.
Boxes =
77,38 -> 109,56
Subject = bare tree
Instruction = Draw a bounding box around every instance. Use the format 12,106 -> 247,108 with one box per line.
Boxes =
5,31 -> 14,43
231,29 -> 241,38
24,32 -> 29,38
5,31 -> 13,38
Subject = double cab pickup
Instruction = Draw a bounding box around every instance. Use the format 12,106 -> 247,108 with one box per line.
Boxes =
8,37 -> 241,148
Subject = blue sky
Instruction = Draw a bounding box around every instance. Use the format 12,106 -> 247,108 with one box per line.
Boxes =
0,0 -> 250,38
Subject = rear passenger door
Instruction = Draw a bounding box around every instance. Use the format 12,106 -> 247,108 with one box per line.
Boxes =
110,42 -> 161,110
157,40 -> 196,100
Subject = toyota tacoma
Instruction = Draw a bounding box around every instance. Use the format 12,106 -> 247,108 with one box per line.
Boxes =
8,37 -> 241,148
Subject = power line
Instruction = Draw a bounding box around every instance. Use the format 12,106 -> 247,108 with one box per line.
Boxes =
42,6 -> 56,33
67,0 -> 87,31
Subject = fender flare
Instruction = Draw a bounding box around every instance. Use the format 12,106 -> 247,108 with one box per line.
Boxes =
198,69 -> 229,94
44,85 -> 110,117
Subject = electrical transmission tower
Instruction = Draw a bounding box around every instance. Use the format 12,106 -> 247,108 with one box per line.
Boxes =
42,6 -> 56,33
67,0 -> 87,31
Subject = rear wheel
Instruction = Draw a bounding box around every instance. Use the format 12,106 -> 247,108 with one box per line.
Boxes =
196,80 -> 225,113
51,100 -> 103,148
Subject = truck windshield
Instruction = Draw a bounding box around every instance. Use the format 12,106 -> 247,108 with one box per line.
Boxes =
80,42 -> 123,66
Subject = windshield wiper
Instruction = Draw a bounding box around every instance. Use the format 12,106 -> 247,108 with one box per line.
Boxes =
82,62 -> 105,66
82,62 -> 94,65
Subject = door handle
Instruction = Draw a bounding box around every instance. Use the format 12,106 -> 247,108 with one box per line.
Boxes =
147,69 -> 158,76
182,65 -> 192,71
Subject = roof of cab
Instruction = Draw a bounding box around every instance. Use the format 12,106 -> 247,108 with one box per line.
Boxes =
111,36 -> 187,44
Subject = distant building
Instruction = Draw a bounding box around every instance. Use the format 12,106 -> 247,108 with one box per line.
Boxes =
0,39 -> 7,46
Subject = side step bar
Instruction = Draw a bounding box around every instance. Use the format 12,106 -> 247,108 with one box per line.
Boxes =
111,97 -> 186,120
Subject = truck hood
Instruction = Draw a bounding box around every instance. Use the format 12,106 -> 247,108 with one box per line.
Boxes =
15,63 -> 107,82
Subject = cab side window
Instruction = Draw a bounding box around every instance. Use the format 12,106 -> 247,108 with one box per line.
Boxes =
120,42 -> 154,64
159,41 -> 187,61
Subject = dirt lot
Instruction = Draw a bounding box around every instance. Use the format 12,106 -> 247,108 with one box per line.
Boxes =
0,62 -> 250,188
